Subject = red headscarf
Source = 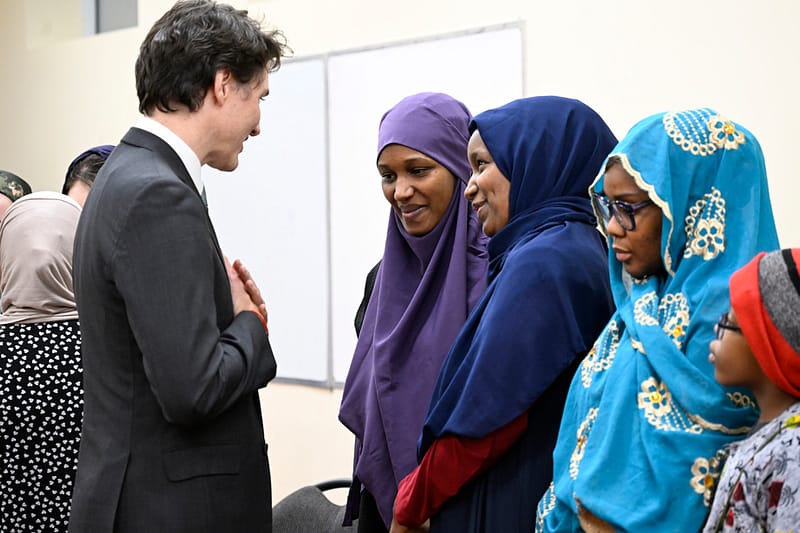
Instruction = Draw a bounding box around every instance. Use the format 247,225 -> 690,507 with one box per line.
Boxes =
730,248 -> 800,397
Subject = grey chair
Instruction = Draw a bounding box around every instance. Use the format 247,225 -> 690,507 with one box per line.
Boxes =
272,479 -> 355,533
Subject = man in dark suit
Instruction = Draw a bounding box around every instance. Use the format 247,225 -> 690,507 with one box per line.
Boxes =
68,2 -> 289,531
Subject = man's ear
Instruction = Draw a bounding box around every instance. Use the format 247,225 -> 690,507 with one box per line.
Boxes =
211,69 -> 234,105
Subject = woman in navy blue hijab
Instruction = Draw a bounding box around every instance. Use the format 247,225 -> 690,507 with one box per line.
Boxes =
390,96 -> 617,533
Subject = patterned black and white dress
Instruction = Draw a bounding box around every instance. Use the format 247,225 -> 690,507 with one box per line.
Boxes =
0,319 -> 82,532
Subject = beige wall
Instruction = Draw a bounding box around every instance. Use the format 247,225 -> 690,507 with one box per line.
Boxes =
260,383 -> 352,504
2,0 -> 799,503
24,0 -> 83,48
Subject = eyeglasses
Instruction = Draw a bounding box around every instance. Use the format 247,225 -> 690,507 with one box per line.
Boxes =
715,312 -> 742,340
591,192 -> 655,232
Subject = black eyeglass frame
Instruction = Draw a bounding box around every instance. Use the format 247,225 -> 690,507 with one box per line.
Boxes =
591,191 -> 655,232
715,312 -> 742,340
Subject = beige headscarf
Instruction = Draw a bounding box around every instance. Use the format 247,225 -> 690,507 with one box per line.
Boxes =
0,191 -> 81,324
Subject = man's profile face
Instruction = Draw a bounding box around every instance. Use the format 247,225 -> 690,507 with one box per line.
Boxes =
206,69 -> 270,172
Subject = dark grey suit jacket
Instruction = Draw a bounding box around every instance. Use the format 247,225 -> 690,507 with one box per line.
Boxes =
69,128 -> 277,532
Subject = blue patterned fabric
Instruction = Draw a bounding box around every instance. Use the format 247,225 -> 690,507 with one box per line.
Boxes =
537,109 -> 780,532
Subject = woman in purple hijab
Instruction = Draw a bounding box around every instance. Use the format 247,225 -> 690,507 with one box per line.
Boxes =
338,92 -> 489,532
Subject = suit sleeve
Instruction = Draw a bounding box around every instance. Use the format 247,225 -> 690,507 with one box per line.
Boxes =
112,178 -> 276,426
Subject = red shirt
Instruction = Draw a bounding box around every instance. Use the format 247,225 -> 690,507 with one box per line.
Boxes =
393,413 -> 528,526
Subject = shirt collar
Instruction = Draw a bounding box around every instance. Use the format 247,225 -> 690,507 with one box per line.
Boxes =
134,116 -> 204,197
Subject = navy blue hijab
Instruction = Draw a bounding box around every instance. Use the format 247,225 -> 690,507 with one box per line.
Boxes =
419,96 -> 617,454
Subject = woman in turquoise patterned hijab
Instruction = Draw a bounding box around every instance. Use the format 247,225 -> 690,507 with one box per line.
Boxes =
537,109 -> 780,532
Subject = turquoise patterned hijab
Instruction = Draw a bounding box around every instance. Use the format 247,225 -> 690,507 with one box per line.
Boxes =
537,109 -> 780,532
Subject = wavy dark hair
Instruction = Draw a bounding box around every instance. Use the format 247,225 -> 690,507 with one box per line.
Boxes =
135,0 -> 290,114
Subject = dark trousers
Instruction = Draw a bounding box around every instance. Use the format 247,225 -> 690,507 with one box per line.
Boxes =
357,490 -> 388,533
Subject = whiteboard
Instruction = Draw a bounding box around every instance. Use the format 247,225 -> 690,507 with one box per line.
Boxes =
206,26 -> 524,385
206,58 -> 330,382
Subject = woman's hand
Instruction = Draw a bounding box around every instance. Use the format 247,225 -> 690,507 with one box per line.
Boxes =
576,497 -> 615,533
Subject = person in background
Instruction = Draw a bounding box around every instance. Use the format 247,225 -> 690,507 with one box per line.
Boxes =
538,109 -> 780,533
0,170 -> 32,219
391,96 -> 617,532
0,192 -> 83,532
62,145 -> 114,206
68,1 -> 289,531
702,248 -> 800,532
339,92 -> 489,533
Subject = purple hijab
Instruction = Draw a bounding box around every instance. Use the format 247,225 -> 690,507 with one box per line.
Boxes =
338,92 -> 489,527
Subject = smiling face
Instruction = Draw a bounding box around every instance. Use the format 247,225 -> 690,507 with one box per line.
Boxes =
465,130 -> 510,237
378,144 -> 456,236
708,308 -> 766,389
601,162 -> 664,279
205,68 -> 270,172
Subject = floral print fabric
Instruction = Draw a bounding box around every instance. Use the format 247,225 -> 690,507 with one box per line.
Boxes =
703,402 -> 800,533
538,108 -> 780,532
